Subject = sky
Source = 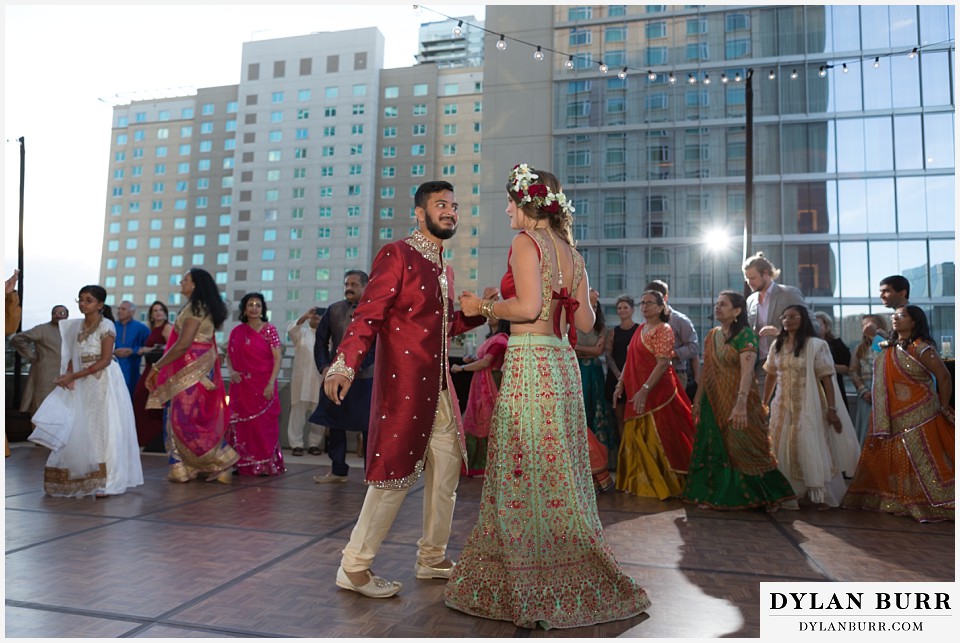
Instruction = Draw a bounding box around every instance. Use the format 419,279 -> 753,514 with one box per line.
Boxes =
3,1 -> 487,329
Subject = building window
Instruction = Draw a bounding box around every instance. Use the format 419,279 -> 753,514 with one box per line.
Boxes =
411,144 -> 426,156
413,124 -> 426,136
351,124 -> 363,135
383,126 -> 397,137
411,164 -> 425,177
413,104 -> 427,116
569,28 -> 592,46
443,124 -> 457,136
379,229 -> 393,240
444,104 -> 458,115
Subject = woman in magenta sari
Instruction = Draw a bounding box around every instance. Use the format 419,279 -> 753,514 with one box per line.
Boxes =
613,290 -> 695,499
226,292 -> 285,476
451,317 -> 510,476
146,268 -> 238,482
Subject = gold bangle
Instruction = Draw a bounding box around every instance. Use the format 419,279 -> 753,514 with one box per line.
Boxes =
479,299 -> 499,320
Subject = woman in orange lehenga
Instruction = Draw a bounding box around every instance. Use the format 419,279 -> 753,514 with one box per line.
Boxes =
146,268 -> 238,483
842,306 -> 954,522
614,290 -> 695,499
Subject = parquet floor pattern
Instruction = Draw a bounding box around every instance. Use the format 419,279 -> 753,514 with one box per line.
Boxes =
4,444 -> 953,638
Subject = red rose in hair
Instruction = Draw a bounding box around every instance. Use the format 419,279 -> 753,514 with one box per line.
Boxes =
527,184 -> 548,199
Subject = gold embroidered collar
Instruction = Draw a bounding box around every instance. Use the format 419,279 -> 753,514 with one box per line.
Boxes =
405,230 -> 442,267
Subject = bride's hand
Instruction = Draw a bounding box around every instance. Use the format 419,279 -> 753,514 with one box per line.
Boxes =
459,291 -> 482,317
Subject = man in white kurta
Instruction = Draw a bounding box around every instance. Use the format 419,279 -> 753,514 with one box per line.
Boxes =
286,308 -> 325,456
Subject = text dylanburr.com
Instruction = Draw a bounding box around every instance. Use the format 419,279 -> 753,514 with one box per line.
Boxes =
761,582 -> 954,638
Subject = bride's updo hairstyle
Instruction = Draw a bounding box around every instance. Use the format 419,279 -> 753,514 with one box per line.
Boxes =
506,163 -> 576,246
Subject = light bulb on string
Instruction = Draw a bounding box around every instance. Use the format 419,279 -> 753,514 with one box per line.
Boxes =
790,69 -> 798,79
618,67 -> 627,80
721,73 -> 728,83
412,5 -> 422,17
599,61 -> 608,74
873,57 -> 880,68
668,72 -> 676,84
687,73 -> 696,84
647,70 -> 657,81
703,73 -> 711,85
734,72 -> 742,82
842,63 -> 849,73
453,20 -> 463,37
533,46 -> 544,61
818,66 -> 827,77
565,55 -> 574,70
768,69 -> 776,80
496,35 -> 506,50
909,47 -> 918,59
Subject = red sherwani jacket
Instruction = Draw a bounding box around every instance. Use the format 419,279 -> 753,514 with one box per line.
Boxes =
328,230 -> 485,489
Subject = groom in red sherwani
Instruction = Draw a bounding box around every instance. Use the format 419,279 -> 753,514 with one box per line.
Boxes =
324,180 -> 490,598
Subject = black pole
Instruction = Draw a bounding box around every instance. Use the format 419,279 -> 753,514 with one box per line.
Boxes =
13,137 -> 25,408
743,69 -> 754,298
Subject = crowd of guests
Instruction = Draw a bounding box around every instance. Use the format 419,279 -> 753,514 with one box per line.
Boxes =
3,165 -> 953,630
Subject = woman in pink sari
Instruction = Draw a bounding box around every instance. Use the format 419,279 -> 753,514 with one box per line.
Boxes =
147,268 -> 238,483
613,290 -> 695,499
226,293 -> 285,476
451,318 -> 510,476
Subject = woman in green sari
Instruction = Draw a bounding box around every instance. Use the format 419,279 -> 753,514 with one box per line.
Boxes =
682,290 -> 795,511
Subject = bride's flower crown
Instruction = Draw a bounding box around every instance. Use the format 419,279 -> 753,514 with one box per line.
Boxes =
508,164 -> 575,216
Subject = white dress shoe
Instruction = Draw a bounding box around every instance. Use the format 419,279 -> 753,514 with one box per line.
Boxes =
336,566 -> 402,598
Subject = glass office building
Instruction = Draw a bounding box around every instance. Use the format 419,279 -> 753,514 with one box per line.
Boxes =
485,5 -> 954,345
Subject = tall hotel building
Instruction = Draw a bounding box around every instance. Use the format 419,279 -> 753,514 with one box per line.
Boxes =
101,6 -> 954,348
101,22 -> 484,340
478,5 -> 954,342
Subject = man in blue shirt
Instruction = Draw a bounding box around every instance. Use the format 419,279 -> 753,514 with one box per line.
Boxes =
114,300 -> 150,397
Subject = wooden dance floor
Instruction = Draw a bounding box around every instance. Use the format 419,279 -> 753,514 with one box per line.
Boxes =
4,444 -> 954,638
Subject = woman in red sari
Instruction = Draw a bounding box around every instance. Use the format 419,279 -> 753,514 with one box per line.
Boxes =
146,268 -> 238,482
133,300 -> 172,450
842,306 -> 954,522
226,293 -> 285,477
614,290 -> 695,499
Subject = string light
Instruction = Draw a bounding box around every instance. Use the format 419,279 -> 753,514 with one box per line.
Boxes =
412,6 -> 952,91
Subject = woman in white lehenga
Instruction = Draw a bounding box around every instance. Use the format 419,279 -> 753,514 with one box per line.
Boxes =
762,305 -> 860,509
31,285 -> 143,497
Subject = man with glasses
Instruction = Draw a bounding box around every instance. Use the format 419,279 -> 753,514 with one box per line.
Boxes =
113,300 -> 150,397
11,305 -> 69,419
